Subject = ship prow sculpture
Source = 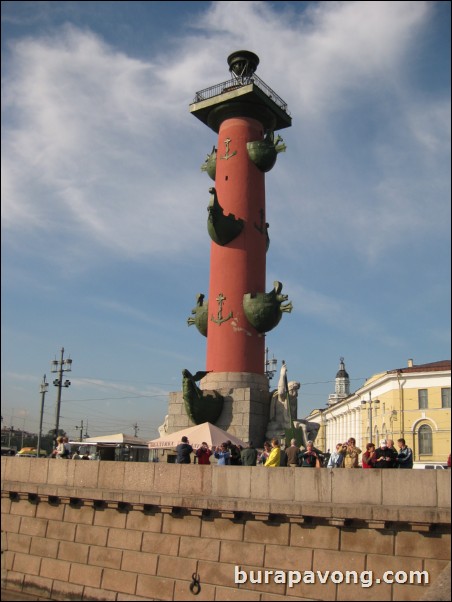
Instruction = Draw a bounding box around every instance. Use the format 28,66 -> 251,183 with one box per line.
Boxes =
182,369 -> 224,425
243,281 -> 293,333
207,187 -> 244,246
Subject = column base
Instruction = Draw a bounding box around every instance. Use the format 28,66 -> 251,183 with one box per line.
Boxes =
163,373 -> 271,447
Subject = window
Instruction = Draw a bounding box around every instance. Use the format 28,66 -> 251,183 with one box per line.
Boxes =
374,427 -> 379,444
441,388 -> 451,408
418,389 -> 428,409
419,424 -> 432,455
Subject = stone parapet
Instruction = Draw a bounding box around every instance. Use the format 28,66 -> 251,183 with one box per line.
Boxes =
2,458 -> 450,602
2,487 -> 450,529
2,458 -> 450,511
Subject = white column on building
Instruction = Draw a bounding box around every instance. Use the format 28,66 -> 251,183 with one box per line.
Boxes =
341,413 -> 345,442
355,408 -> 362,448
354,408 -> 360,444
350,410 -> 355,441
346,410 -> 352,440
330,416 -> 336,451
325,416 -> 331,452
352,410 -> 356,440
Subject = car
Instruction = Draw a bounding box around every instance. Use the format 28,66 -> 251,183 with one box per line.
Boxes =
413,462 -> 448,469
16,447 -> 47,457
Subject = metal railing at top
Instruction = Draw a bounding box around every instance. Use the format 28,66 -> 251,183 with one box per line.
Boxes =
192,74 -> 290,115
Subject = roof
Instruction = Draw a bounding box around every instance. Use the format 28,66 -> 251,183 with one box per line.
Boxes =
336,368 -> 349,378
81,433 -> 149,446
388,360 -> 451,375
148,422 -> 247,450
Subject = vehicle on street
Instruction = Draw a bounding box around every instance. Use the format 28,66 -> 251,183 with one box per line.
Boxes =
16,447 -> 47,457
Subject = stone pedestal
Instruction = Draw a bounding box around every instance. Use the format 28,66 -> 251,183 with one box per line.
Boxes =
165,372 -> 270,447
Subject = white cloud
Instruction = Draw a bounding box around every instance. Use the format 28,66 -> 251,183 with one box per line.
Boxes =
2,1 -> 449,269
88,297 -> 165,327
196,0 -> 431,115
2,25 -> 204,259
406,99 -> 451,154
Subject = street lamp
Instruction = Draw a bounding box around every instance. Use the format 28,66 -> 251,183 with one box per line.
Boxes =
361,392 -> 380,443
75,420 -> 85,442
265,347 -> 278,383
8,426 -> 14,448
36,375 -> 49,457
51,347 -> 72,440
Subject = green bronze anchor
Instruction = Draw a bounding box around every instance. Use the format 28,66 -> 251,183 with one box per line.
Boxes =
220,137 -> 237,160
211,292 -> 233,325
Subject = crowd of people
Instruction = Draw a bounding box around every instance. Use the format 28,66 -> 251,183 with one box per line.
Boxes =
175,435 -> 414,468
50,432 -> 414,468
325,437 -> 413,468
52,436 -> 71,458
51,436 -> 90,460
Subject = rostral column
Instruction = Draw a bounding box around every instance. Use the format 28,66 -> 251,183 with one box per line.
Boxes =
187,51 -> 292,444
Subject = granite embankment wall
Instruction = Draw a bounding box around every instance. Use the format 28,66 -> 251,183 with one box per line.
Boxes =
1,457 -> 450,601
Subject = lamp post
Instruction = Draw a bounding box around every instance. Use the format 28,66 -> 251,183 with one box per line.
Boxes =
51,347 -> 72,440
361,392 -> 380,442
75,420 -> 84,442
8,426 -> 14,448
36,375 -> 49,457
265,347 -> 278,384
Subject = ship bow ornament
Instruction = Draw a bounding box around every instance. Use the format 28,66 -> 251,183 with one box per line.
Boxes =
201,146 -> 217,181
187,294 -> 208,337
207,187 -> 244,246
182,369 -> 224,425
243,281 -> 293,333
247,131 -> 286,173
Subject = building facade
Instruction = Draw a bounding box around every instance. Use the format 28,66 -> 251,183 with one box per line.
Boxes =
306,359 -> 451,464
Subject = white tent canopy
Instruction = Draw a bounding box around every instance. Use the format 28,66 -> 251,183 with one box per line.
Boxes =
80,433 -> 149,446
148,422 -> 247,450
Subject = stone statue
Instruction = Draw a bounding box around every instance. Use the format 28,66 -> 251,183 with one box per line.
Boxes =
266,361 -> 294,440
287,380 -> 300,421
277,360 -> 288,401
293,418 -> 320,449
265,361 -> 320,446
158,415 -> 169,438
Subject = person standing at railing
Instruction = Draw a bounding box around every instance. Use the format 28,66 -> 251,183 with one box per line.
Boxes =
264,438 -> 281,468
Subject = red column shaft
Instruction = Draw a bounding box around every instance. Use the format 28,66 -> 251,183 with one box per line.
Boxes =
206,116 -> 266,374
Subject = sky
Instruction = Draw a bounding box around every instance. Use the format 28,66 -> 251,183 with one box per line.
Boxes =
2,1 -> 450,442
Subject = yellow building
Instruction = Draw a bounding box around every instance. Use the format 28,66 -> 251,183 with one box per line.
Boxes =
306,359 -> 451,465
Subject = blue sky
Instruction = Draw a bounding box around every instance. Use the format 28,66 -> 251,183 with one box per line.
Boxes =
2,1 -> 450,441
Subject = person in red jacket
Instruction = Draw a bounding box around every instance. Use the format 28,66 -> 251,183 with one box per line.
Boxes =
362,443 -> 376,468
195,442 -> 213,465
